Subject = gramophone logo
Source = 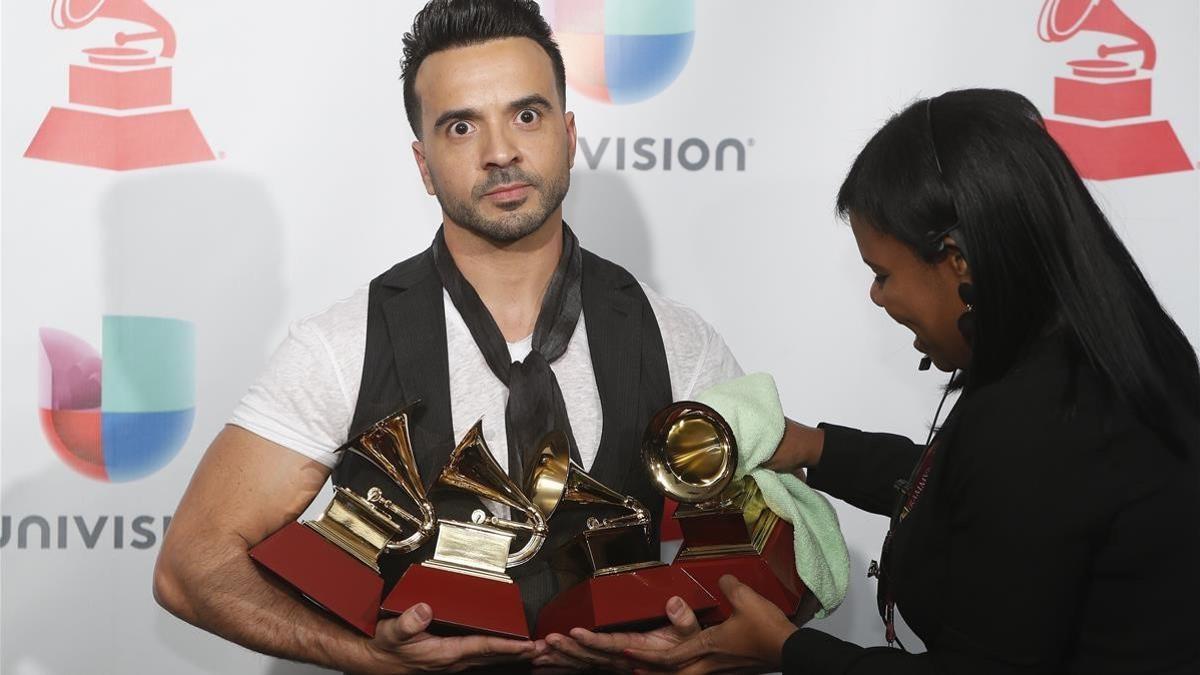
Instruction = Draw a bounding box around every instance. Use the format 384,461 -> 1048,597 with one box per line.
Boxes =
543,0 -> 695,104
1037,0 -> 1193,180
24,0 -> 214,171
39,316 -> 195,482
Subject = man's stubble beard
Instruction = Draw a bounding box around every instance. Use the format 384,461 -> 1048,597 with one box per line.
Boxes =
432,163 -> 571,244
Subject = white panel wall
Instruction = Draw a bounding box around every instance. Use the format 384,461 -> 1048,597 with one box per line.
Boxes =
2,1 -> 1196,672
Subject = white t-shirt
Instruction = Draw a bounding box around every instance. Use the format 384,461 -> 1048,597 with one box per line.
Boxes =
230,283 -> 743,475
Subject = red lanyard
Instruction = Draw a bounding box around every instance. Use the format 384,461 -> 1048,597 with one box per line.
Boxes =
869,374 -> 958,649
878,438 -> 939,645
899,441 -> 938,522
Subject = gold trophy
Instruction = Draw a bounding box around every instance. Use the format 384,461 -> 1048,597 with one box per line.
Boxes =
249,407 -> 437,636
644,401 -> 807,624
529,432 -> 717,638
381,420 -> 548,639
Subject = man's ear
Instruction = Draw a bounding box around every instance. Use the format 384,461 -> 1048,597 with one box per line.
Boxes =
412,140 -> 436,196
565,110 -> 577,169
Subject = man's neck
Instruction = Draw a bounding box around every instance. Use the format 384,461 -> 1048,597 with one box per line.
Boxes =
442,212 -> 564,343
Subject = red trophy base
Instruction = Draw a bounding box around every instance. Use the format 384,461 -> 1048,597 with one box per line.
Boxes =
1045,117 -> 1193,181
674,518 -> 807,625
382,563 -> 530,640
534,564 -> 717,639
249,522 -> 383,637
24,106 -> 214,171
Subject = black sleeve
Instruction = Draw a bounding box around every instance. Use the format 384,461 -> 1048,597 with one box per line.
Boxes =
806,423 -> 923,516
782,392 -> 1122,674
781,628 -> 940,674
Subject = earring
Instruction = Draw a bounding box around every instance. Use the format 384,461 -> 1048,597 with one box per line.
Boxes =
957,282 -> 976,344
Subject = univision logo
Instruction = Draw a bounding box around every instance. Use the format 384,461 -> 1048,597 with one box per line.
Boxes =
578,136 -> 749,171
39,315 -> 195,482
1,514 -> 172,550
544,0 -> 695,104
544,2 -> 750,172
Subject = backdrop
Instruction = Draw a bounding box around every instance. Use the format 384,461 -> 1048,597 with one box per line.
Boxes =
2,1 -> 1197,673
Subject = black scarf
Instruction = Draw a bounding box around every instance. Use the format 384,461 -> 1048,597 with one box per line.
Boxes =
430,224 -> 585,483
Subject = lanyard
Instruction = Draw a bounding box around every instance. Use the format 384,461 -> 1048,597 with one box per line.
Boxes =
868,372 -> 958,649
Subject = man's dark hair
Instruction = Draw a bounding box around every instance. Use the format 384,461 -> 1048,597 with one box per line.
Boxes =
401,0 -> 566,138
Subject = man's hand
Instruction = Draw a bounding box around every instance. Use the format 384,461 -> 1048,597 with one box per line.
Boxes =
155,426 -> 541,674
532,595 -> 701,672
359,603 -> 542,674
623,575 -> 797,675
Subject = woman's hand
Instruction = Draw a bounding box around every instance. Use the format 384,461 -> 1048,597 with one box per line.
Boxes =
764,419 -> 825,477
623,575 -> 798,675
533,595 -> 701,672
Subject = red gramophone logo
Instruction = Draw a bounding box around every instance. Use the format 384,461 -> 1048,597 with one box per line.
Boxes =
1037,0 -> 1193,181
24,0 -> 214,171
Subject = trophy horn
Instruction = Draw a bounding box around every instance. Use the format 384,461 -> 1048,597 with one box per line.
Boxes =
642,401 -> 738,506
525,431 -> 650,530
341,406 -> 437,554
434,421 -> 548,567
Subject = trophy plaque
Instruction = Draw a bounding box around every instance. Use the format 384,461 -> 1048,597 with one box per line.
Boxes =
381,421 -> 548,640
249,407 -> 436,636
643,401 -> 807,624
529,432 -> 717,639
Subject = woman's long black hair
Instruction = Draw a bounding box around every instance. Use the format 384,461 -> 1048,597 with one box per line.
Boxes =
836,88 -> 1199,452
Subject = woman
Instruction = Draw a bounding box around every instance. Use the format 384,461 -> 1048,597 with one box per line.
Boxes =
575,89 -> 1200,673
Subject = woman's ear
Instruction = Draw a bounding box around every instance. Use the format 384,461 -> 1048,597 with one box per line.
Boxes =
943,235 -> 972,283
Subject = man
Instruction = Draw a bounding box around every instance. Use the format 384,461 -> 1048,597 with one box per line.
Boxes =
153,1 -> 741,672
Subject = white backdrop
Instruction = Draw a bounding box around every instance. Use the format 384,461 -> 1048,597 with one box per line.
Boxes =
2,1 -> 1196,673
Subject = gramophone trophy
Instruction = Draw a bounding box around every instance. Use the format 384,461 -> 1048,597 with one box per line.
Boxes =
529,432 -> 717,639
382,421 -> 548,640
643,401 -> 806,624
24,0 -> 213,170
249,407 -> 436,636
1036,0 -> 1191,180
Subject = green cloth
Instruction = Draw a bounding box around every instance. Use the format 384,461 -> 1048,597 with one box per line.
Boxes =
696,373 -> 849,617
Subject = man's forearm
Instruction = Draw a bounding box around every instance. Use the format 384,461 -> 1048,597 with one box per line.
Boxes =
154,536 -> 387,673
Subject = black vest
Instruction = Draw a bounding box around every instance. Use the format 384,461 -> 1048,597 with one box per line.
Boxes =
331,247 -> 673,626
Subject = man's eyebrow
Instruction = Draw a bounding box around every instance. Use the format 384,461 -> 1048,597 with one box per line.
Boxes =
509,94 -> 554,112
862,256 -> 883,270
431,95 -> 554,131
432,106 -> 480,131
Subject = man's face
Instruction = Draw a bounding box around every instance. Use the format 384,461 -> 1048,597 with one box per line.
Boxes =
412,37 -> 576,243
